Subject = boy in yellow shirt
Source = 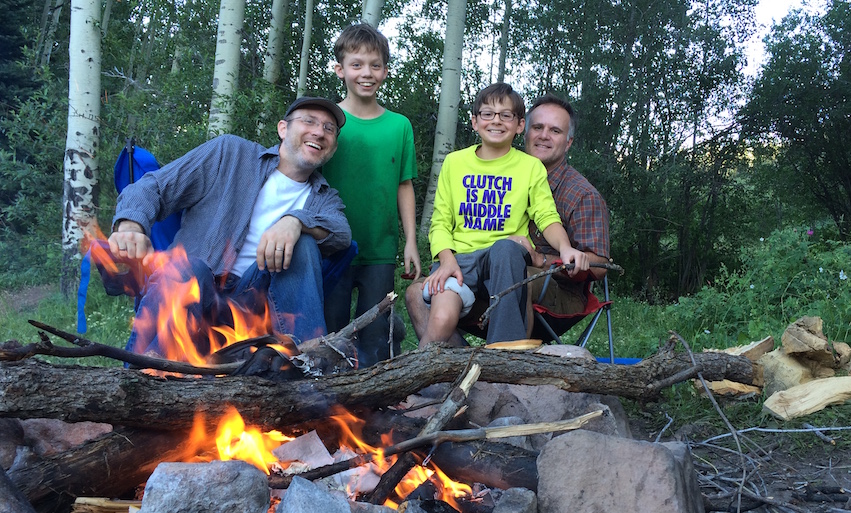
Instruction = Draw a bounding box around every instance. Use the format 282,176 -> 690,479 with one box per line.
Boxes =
419,83 -> 588,345
321,24 -> 421,367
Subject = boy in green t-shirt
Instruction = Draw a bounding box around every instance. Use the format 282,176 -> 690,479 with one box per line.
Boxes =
417,83 -> 589,346
321,23 -> 421,367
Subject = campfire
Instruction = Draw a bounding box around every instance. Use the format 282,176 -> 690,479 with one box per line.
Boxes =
0,238 -> 766,512
82,240 -> 485,510
180,405 -> 474,510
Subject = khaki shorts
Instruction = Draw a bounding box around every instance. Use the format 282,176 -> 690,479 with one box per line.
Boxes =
527,266 -> 587,316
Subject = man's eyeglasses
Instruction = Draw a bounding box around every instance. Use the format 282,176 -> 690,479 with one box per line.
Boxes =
286,116 -> 339,135
476,111 -> 517,122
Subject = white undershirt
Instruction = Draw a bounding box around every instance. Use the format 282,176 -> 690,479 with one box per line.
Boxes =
233,172 -> 311,276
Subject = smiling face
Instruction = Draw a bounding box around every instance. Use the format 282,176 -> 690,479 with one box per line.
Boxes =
334,47 -> 388,101
277,107 -> 339,179
471,98 -> 526,154
525,103 -> 573,170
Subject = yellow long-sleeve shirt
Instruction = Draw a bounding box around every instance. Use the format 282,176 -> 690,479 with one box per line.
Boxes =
429,145 -> 562,259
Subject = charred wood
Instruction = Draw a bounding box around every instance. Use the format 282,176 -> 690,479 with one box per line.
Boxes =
6,427 -> 202,513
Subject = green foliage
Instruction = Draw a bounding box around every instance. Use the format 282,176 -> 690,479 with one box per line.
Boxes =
743,0 -> 851,240
0,278 -> 135,367
666,226 -> 851,350
0,80 -> 67,288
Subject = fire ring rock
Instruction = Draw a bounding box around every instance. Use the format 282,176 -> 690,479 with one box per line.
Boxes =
139,460 -> 269,513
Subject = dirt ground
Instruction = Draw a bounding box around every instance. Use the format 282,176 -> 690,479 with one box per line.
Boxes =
628,410 -> 851,513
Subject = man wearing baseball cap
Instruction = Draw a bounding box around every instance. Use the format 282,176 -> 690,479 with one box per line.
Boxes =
109,97 -> 352,358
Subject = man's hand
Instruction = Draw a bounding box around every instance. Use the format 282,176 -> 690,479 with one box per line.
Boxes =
108,220 -> 154,265
423,249 -> 462,296
402,238 -> 422,280
257,216 -> 302,272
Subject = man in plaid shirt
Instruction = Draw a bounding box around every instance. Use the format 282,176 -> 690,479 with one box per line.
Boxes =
523,94 -> 611,340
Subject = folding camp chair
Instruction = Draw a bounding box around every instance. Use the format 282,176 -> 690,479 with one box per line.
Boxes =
531,265 -> 616,363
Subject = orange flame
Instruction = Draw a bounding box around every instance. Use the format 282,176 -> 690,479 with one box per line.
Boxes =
329,407 -> 471,508
213,406 -> 293,475
83,233 -> 279,365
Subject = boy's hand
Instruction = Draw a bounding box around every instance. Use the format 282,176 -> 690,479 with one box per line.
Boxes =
558,246 -> 589,278
423,250 -> 462,296
402,238 -> 422,280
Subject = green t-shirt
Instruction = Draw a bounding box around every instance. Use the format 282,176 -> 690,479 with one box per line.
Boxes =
321,109 -> 417,265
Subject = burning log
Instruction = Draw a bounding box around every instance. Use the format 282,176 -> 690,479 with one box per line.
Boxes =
1,467 -> 36,513
0,344 -> 757,431
364,363 -> 482,504
13,291 -> 399,376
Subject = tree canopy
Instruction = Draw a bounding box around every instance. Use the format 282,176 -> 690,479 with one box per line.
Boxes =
0,0 -> 846,301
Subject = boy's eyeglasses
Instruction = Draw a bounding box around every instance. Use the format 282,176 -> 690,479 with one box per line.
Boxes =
286,116 -> 339,135
476,111 -> 517,121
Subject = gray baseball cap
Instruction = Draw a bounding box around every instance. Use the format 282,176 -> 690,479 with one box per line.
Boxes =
284,97 -> 346,130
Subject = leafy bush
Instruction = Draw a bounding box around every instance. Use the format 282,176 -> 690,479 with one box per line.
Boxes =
666,225 -> 851,350
0,81 -> 67,288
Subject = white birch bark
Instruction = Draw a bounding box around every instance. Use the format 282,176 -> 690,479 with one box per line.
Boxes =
101,0 -> 112,38
61,0 -> 102,295
420,0 -> 467,233
207,0 -> 246,137
257,0 -> 291,136
296,0 -> 314,98
497,0 -> 511,83
361,0 -> 384,26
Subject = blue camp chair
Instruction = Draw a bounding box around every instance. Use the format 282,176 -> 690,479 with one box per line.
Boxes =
76,138 -> 357,334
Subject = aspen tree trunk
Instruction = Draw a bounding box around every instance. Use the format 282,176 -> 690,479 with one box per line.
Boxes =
60,0 -> 102,297
296,0 -> 314,98
101,0 -> 112,38
420,0 -> 467,233
207,0 -> 246,137
497,0 -> 511,83
39,0 -> 65,66
257,0 -> 291,137
361,0 -> 384,27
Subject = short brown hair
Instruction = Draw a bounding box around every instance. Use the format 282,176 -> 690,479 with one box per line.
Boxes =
527,94 -> 576,139
334,23 -> 391,65
472,83 -> 525,121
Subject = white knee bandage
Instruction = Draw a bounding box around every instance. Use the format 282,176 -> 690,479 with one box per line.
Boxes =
422,277 -> 476,317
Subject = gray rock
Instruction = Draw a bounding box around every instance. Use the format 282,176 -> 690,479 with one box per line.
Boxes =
19,418 -> 112,457
492,487 -> 536,513
0,419 -> 24,470
537,430 -> 705,513
463,383 -> 632,450
140,460 -> 269,513
276,476 -> 350,513
349,500 -> 395,512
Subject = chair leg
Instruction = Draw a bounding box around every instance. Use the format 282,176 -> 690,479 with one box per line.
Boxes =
534,310 -> 562,343
576,309 -> 603,348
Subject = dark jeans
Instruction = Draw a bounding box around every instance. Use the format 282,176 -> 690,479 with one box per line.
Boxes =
324,263 -> 402,367
125,235 -> 325,359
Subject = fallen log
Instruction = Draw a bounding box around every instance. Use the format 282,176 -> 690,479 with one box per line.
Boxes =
0,344 -> 757,431
7,427 -> 202,513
